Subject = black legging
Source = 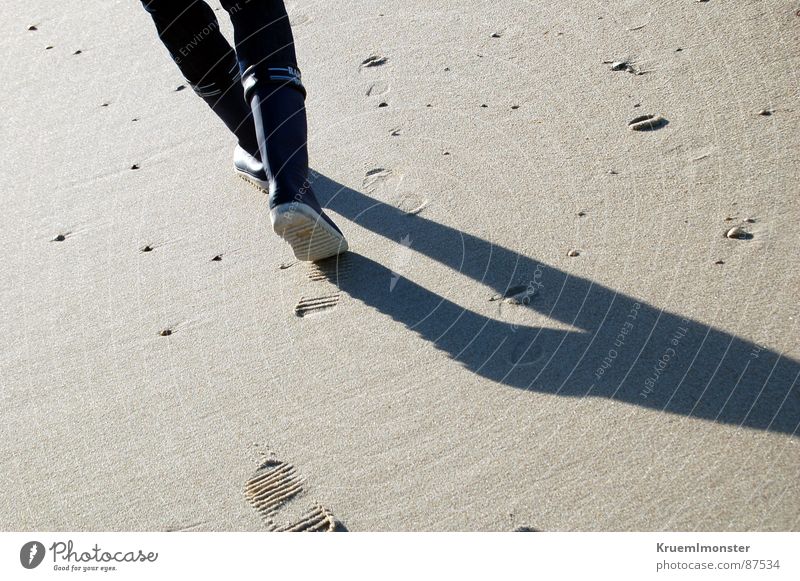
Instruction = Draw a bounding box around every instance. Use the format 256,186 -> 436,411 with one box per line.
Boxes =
140,0 -> 299,97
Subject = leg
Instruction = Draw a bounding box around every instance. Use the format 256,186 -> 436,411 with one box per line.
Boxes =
222,0 -> 347,260
140,0 -> 259,156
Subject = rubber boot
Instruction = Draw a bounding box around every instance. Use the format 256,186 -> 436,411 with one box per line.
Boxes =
242,65 -> 348,261
189,61 -> 267,187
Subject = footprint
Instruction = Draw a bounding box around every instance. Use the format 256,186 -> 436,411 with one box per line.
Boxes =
244,459 -> 337,532
395,196 -> 428,215
362,168 -> 428,214
307,255 -> 353,283
362,167 -> 400,194
366,81 -> 389,97
289,12 -> 311,26
272,504 -> 337,532
506,341 -> 544,367
294,293 -> 341,317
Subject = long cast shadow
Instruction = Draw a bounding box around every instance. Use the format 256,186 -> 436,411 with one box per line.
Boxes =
308,171 -> 800,436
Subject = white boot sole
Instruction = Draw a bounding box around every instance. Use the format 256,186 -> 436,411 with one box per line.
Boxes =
270,203 -> 348,262
236,169 -> 269,193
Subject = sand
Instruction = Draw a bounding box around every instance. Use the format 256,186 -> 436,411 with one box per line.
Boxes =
1,0 -> 798,531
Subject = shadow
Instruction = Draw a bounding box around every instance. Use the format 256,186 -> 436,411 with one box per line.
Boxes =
306,171 -> 800,436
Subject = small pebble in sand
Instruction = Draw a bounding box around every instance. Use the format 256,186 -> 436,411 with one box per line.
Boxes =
443,151 -> 450,155
130,164 -> 140,170
28,25 -> 38,31
715,260 -> 725,265
131,118 -> 139,122
52,234 -> 66,242
577,211 -> 587,217
610,61 -> 628,71
511,105 -> 520,110
141,245 -> 153,252
567,249 -> 580,257
390,129 -> 401,136
45,45 -> 53,50
745,217 -> 756,223
101,102 -> 109,107
757,109 -> 773,116
211,254 -> 222,262
480,104 -> 488,108
378,101 -> 388,108
726,226 -> 750,240
608,169 -> 618,175
175,84 -> 186,91
73,49 -> 82,55
490,32 -> 502,38
628,114 -> 666,131
159,329 -> 172,337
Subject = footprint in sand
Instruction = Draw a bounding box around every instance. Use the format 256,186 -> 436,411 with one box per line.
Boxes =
362,167 -> 400,194
366,81 -> 389,97
294,293 -> 341,317
290,256 -> 353,316
244,458 -> 339,532
506,340 -> 544,367
306,255 -> 353,283
362,168 -> 429,215
289,12 -> 311,26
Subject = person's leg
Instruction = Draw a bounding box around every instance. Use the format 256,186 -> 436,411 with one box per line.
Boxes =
140,0 -> 259,158
221,0 -> 347,261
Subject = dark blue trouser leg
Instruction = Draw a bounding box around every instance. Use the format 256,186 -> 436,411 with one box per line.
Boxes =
140,0 -> 259,155
219,1 -> 319,210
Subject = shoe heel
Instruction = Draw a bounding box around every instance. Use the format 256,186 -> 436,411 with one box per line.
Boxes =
270,203 -> 348,262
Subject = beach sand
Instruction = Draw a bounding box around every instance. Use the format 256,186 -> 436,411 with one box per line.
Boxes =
1,0 -> 798,531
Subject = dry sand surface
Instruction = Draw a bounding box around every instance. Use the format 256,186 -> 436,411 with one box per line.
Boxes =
1,0 -> 799,531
